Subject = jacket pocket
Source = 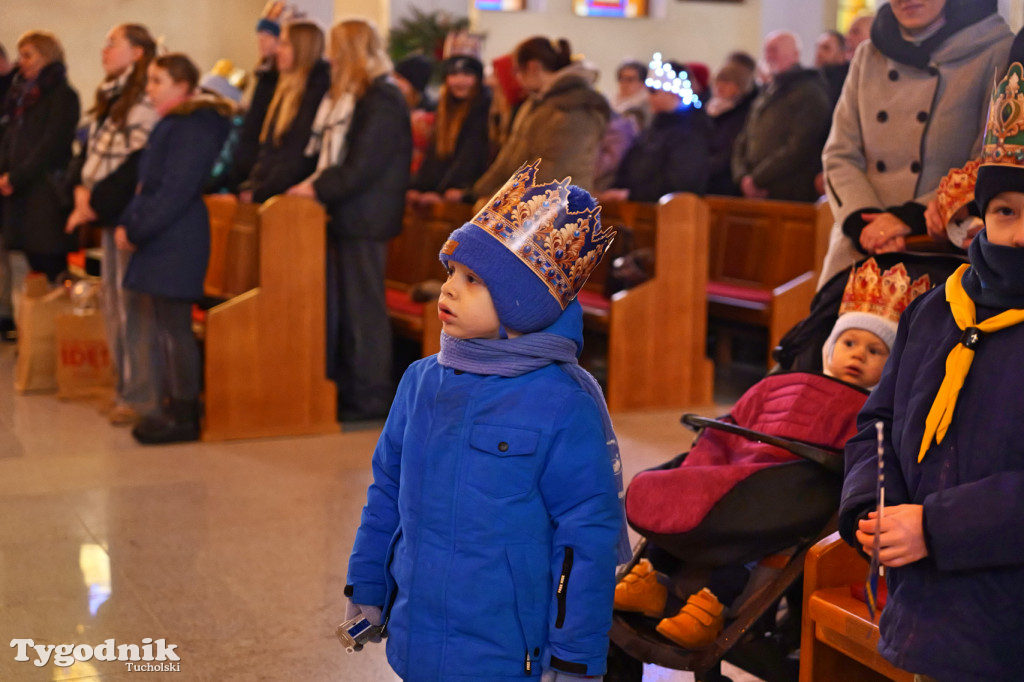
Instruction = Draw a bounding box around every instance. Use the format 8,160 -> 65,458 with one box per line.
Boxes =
467,423 -> 540,498
381,527 -> 404,635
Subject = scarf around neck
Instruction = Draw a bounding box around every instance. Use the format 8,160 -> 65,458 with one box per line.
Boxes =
870,0 -> 996,69
6,61 -> 67,121
438,331 -> 632,564
918,259 -> 1024,461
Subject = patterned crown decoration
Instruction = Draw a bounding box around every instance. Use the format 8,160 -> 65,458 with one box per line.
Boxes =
469,160 -> 615,309
839,259 -> 931,324
935,159 -> 980,227
982,62 -> 1024,167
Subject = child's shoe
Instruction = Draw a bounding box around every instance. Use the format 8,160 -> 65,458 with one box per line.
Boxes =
613,559 -> 668,617
655,588 -> 724,649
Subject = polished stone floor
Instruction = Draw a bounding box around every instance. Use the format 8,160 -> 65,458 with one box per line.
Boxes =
0,344 -> 763,682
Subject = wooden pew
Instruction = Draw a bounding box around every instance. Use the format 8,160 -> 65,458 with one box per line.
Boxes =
800,532 -> 914,682
204,194 -> 261,301
203,196 -> 338,441
385,202 -> 473,358
705,197 -> 832,366
599,194 -> 714,410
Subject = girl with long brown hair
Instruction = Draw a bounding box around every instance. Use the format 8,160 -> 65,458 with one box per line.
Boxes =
407,54 -> 491,205
240,19 -> 329,203
64,23 -> 159,426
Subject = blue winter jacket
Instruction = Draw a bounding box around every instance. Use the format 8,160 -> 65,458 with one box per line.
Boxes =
839,286 -> 1024,682
122,98 -> 231,300
346,312 -> 622,681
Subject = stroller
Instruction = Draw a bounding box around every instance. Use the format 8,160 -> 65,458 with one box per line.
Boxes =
607,251 -> 967,682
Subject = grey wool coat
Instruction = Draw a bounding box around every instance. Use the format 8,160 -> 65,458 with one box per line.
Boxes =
818,13 -> 1012,286
472,64 -> 610,196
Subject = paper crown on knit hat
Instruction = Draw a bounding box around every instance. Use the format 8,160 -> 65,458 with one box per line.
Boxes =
823,259 -> 931,366
935,158 -> 980,227
439,160 -> 615,333
976,60 -> 1024,212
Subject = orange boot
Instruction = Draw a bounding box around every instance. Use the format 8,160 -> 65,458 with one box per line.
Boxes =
613,559 -> 668,617
655,588 -> 724,649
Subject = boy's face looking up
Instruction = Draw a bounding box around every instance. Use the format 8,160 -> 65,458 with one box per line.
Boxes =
828,329 -> 889,388
984,191 -> 1024,247
438,260 -> 502,340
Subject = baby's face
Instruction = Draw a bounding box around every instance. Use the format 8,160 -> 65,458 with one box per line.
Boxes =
828,329 -> 889,388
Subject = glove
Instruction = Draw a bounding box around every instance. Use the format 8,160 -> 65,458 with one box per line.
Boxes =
540,671 -> 603,682
344,599 -> 383,644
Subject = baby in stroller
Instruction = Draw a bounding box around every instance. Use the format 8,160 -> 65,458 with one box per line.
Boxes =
613,259 -> 931,654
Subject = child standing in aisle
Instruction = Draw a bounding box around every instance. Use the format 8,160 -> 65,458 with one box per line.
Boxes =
345,161 -> 628,681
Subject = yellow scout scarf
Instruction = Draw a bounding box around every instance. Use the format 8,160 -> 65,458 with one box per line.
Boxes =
918,264 -> 1024,462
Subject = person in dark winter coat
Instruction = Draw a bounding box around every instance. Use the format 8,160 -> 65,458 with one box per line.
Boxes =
286,19 -> 411,422
346,162 -> 626,682
0,31 -> 80,280
231,2 -> 284,189
818,0 -> 1011,287
407,55 -> 491,203
706,62 -> 757,197
601,58 -> 710,203
116,54 -> 232,444
731,31 -> 831,202
839,148 -> 1024,681
240,21 -> 329,203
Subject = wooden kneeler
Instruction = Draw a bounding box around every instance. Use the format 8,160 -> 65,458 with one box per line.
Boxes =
203,196 -> 338,440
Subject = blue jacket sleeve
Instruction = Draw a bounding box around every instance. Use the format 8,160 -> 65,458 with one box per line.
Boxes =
540,390 -> 621,677
122,117 -> 222,247
345,373 -> 410,607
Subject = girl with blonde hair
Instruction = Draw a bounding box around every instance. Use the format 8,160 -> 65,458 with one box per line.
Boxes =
288,18 -> 410,422
240,19 -> 329,202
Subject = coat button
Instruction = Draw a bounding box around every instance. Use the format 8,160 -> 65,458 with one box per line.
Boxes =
876,160 -> 887,172
877,110 -> 888,123
917,111 -> 928,123
498,441 -> 509,452
888,69 -> 899,81
911,161 -> 922,173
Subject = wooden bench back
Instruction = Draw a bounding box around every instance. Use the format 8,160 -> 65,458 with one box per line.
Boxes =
388,203 -> 474,288
706,196 -> 822,290
204,196 -> 337,440
204,194 -> 260,299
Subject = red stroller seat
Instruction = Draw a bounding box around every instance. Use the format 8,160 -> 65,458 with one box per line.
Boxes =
625,371 -> 868,566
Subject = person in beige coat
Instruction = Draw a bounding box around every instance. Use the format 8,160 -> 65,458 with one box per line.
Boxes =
818,0 -> 1011,287
470,37 -> 609,198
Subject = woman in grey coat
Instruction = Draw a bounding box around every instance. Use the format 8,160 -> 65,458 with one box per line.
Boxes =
818,0 -> 1011,287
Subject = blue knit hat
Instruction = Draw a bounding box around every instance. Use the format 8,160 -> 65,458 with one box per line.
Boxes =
439,161 -> 615,333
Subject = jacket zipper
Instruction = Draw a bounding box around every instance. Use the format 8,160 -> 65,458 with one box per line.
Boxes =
555,547 -> 574,629
524,649 -> 531,675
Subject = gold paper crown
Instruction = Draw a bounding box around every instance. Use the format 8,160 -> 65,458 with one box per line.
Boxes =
982,62 -> 1024,168
469,160 -> 615,308
935,159 -> 980,227
839,259 -> 931,324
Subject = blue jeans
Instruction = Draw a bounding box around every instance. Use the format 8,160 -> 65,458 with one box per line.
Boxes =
101,230 -> 156,412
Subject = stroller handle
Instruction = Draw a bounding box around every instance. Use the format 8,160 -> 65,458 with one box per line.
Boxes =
680,414 -> 845,475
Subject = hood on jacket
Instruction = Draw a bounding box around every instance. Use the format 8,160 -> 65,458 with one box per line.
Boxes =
166,94 -> 236,119
871,0 -> 1003,68
539,63 -> 610,117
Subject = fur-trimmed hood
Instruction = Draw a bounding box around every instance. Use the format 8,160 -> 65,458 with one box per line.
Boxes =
165,93 -> 236,119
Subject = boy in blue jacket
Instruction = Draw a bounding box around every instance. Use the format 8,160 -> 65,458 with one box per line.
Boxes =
839,61 -> 1024,682
345,160 -> 629,681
